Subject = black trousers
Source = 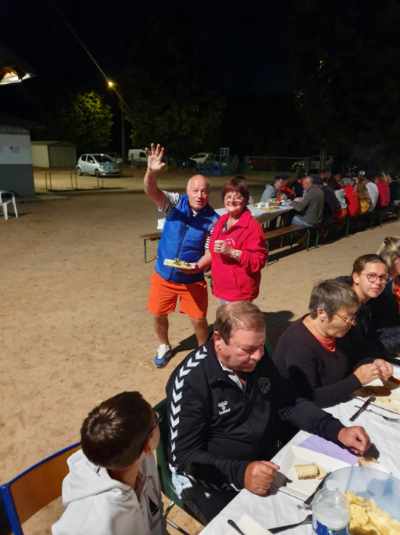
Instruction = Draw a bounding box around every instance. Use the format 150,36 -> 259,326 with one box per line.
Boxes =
182,484 -> 237,525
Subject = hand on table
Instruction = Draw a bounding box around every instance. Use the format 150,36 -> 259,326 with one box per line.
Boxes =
337,426 -> 370,455
373,359 -> 393,382
146,143 -> 166,173
244,460 -> 279,496
353,362 -> 381,385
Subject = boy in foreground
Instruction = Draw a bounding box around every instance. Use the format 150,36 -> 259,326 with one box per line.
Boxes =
52,391 -> 165,535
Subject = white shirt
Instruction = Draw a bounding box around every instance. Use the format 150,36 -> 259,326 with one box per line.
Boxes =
366,181 -> 379,210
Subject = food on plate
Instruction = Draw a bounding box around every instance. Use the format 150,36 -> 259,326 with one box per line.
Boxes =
164,258 -> 194,269
346,491 -> 400,534
374,397 -> 400,413
355,385 -> 392,397
294,463 -> 326,480
357,456 -> 378,467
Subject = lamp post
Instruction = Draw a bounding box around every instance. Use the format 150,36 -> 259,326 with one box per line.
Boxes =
107,80 -> 126,162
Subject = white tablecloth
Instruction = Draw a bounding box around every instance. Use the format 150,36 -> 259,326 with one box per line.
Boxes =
200,370 -> 400,534
157,204 -> 293,231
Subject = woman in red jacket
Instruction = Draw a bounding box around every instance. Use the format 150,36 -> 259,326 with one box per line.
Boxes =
208,177 -> 268,302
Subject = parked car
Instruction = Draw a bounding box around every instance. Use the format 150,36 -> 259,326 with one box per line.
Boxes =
188,152 -> 216,166
76,154 -> 120,177
128,148 -> 147,166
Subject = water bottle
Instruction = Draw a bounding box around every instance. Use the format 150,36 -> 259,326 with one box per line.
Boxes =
312,488 -> 350,535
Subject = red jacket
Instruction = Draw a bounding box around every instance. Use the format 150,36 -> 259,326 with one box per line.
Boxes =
209,209 -> 268,301
343,185 -> 360,217
376,180 -> 390,208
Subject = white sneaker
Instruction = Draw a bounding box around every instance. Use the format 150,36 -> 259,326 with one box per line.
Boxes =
153,344 -> 173,368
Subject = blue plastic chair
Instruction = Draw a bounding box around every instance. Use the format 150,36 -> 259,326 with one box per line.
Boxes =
0,442 -> 79,535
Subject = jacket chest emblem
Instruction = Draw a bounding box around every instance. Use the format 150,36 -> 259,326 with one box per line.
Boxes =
258,377 -> 271,394
217,400 -> 231,415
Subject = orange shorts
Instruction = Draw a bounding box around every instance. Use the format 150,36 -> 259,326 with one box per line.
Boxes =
148,272 -> 208,319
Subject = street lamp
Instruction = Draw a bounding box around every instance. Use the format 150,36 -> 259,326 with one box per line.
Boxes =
107,79 -> 126,162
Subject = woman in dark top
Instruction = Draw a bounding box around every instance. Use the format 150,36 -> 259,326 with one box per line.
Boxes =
339,254 -> 393,361
273,280 -> 392,408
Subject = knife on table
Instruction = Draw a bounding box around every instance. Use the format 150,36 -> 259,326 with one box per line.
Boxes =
349,396 -> 375,421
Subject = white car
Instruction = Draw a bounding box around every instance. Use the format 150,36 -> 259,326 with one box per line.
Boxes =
188,152 -> 216,165
76,154 -> 120,177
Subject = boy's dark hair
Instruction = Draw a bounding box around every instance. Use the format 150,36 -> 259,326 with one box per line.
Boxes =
81,391 -> 153,469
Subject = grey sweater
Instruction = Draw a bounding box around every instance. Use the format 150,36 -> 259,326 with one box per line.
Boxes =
292,184 -> 324,225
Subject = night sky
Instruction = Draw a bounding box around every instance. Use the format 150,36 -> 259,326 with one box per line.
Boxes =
1,1 -> 289,103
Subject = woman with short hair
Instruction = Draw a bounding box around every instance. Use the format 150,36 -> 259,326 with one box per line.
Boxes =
204,176 -> 268,303
273,279 -> 392,408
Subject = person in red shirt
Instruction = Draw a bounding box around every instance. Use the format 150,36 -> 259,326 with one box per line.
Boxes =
342,178 -> 360,217
199,177 -> 268,302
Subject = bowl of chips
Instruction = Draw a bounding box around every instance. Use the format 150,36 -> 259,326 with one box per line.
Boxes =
324,466 -> 400,534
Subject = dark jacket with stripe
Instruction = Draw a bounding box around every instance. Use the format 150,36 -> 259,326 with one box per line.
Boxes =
166,340 -> 343,491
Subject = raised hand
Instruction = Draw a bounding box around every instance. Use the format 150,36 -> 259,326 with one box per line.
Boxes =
146,143 -> 166,173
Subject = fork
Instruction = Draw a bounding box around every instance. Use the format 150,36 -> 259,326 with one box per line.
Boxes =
354,405 -> 400,422
268,513 -> 313,533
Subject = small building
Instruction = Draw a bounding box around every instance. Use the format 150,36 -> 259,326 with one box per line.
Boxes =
0,121 -> 35,196
31,141 -> 77,168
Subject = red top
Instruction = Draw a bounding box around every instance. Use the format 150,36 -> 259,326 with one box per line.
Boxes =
209,209 -> 268,301
343,185 -> 360,217
376,180 -> 391,208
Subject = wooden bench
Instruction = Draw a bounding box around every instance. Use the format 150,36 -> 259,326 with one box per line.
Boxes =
141,231 -> 161,262
264,224 -> 311,250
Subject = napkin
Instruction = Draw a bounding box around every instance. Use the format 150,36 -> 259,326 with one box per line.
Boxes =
299,435 -> 358,465
227,514 -> 271,535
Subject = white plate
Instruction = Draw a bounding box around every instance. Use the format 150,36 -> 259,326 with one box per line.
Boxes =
276,445 -> 350,501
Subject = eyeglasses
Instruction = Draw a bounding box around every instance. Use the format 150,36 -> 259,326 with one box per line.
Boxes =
364,272 -> 388,284
335,312 -> 357,326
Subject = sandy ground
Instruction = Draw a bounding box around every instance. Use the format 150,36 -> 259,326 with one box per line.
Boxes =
1,174 -> 399,534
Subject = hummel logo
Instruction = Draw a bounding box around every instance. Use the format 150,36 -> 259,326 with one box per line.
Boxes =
218,400 -> 231,415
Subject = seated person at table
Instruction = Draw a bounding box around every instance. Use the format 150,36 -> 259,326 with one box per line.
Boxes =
166,302 -> 371,524
260,175 -> 293,203
272,280 -> 392,408
372,238 -> 400,354
52,392 -> 165,535
291,175 -> 324,227
338,254 -> 394,361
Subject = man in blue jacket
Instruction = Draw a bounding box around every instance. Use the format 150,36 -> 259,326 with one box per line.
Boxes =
145,144 -> 219,368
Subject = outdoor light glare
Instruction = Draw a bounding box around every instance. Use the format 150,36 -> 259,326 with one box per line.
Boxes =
0,66 -> 33,86
107,80 -> 115,88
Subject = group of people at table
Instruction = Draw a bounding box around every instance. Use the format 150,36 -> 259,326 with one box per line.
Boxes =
52,145 -> 400,534
260,168 -> 395,228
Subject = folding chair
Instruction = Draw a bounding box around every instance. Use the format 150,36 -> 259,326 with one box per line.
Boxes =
154,399 -> 194,535
0,442 -> 80,535
0,191 -> 18,221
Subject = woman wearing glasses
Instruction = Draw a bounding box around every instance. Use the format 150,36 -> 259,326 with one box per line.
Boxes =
339,254 -> 394,361
202,176 -> 267,303
273,279 -> 392,408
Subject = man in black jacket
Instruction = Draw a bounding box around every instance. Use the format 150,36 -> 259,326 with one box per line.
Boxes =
166,302 -> 370,524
